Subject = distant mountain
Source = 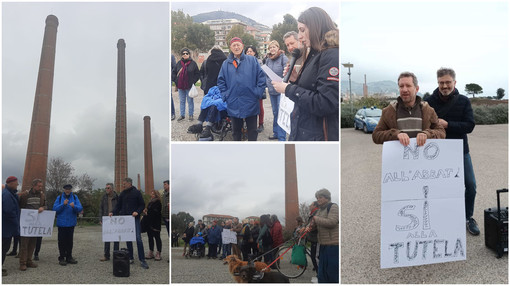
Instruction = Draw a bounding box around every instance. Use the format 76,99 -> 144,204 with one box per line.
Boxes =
191,10 -> 270,30
341,80 -> 399,95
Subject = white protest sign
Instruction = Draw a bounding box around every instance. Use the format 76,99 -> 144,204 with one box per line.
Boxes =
221,229 -> 237,244
380,139 -> 466,269
102,216 -> 136,242
20,209 -> 56,237
277,94 -> 294,134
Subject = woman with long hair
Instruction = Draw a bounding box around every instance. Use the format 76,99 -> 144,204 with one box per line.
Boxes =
272,7 -> 339,141
172,48 -> 200,121
144,190 -> 162,261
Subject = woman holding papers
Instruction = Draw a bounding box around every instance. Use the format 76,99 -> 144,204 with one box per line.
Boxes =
272,7 -> 339,141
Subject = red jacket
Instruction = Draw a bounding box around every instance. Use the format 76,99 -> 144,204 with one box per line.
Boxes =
270,221 -> 284,248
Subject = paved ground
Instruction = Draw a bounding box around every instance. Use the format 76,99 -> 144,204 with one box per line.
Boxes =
2,225 -> 169,284
171,87 -> 284,141
170,246 -> 316,283
341,124 -> 508,283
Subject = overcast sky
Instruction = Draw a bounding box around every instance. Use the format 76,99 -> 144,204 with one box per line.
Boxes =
341,1 -> 509,96
171,0 -> 340,29
2,2 -> 169,191
171,144 -> 339,226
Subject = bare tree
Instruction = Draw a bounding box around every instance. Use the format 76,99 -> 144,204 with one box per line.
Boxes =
75,173 -> 95,192
299,202 -> 310,223
46,157 -> 77,194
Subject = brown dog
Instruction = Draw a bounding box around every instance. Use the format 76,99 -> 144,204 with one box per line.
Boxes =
223,255 -> 270,283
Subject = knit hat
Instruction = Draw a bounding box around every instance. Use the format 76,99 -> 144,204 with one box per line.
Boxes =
315,188 -> 331,200
63,184 -> 73,190
6,176 -> 18,184
230,37 -> 243,45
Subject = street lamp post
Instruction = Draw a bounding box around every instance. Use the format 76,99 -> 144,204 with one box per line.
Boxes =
342,62 -> 354,113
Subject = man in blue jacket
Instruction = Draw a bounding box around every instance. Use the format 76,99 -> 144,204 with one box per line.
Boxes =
425,67 -> 479,235
2,176 -> 20,276
53,184 -> 83,266
206,220 -> 222,259
109,178 -> 149,269
217,37 -> 266,141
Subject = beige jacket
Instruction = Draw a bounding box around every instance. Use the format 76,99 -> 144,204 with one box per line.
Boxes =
314,202 -> 339,245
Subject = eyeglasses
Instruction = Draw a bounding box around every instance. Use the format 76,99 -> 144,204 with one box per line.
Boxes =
182,52 -> 189,55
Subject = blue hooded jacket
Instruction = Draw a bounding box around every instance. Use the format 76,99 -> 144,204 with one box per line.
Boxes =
53,192 -> 83,227
217,52 -> 266,118
190,235 -> 205,246
2,187 -> 20,238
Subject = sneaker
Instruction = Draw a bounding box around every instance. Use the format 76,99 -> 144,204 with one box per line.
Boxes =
171,114 -> 176,121
177,116 -> 185,121
257,124 -> 264,133
199,126 -> 213,141
467,218 -> 480,235
155,252 -> 161,261
66,258 -> 78,264
33,255 -> 39,261
189,115 -> 194,121
311,276 -> 318,283
145,251 -> 155,259
99,256 -> 110,262
58,260 -> 67,266
187,124 -> 203,134
141,261 -> 149,269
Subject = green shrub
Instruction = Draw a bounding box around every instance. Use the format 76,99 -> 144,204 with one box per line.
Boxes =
472,104 -> 508,125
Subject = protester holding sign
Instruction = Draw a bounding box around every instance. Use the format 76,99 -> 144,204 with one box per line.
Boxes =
110,178 -> 149,269
2,176 -> 20,276
373,72 -> 446,146
18,179 -> 46,271
425,67 -> 479,235
99,183 -> 119,261
53,184 -> 83,266
271,7 -> 339,141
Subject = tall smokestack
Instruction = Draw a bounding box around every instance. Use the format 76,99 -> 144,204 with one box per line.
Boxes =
22,15 -> 59,192
143,116 -> 154,195
285,144 -> 299,230
114,39 -> 128,193
137,173 -> 141,190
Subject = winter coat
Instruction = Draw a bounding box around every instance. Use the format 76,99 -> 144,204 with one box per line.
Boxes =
285,30 -> 339,141
257,224 -> 272,251
190,236 -> 205,246
207,225 -> 222,245
265,51 -> 288,96
113,186 -> 145,216
200,49 -> 227,95
145,199 -> 162,231
162,190 -> 169,220
270,221 -> 284,248
99,191 -> 119,217
217,52 -> 266,118
53,192 -> 83,227
426,88 -> 475,154
250,225 -> 260,242
19,189 -> 46,210
314,202 -> 339,245
372,97 -> 446,144
201,86 -> 227,112
183,226 -> 195,243
2,187 -> 20,238
172,58 -> 200,90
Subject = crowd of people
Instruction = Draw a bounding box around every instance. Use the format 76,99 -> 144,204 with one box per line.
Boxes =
171,6 -> 339,141
2,176 -> 170,276
173,188 -> 339,283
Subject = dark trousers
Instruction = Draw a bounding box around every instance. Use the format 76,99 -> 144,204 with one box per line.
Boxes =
58,226 -> 75,260
165,219 -> 169,236
231,116 -> 258,141
126,217 -> 145,262
2,237 -> 11,264
9,236 -> 19,253
310,241 -> 319,273
208,243 -> 218,258
34,237 -> 42,256
19,237 -> 36,265
318,245 -> 339,283
250,242 -> 259,258
147,229 -> 162,252
104,241 -> 120,259
241,243 -> 251,261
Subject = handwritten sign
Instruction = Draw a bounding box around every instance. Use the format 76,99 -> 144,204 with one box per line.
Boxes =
277,94 -> 294,134
20,209 -> 56,237
221,229 -> 237,244
102,216 -> 136,242
380,139 -> 466,268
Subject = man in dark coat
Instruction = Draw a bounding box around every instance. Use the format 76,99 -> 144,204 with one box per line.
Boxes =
425,67 -> 479,235
110,178 -> 149,269
2,176 -> 20,276
207,220 -> 222,259
99,183 -> 119,261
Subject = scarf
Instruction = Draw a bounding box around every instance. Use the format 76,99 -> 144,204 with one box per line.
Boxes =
177,59 -> 192,89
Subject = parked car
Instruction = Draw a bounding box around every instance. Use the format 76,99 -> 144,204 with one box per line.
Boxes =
354,107 -> 382,133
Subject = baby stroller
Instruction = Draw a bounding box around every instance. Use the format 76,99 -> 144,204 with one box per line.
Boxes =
186,233 -> 205,258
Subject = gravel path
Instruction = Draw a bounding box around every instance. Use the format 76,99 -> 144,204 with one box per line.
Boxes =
171,88 -> 283,142
2,225 -> 169,284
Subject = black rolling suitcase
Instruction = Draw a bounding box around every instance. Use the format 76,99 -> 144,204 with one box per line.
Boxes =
484,188 -> 508,258
113,248 -> 130,277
